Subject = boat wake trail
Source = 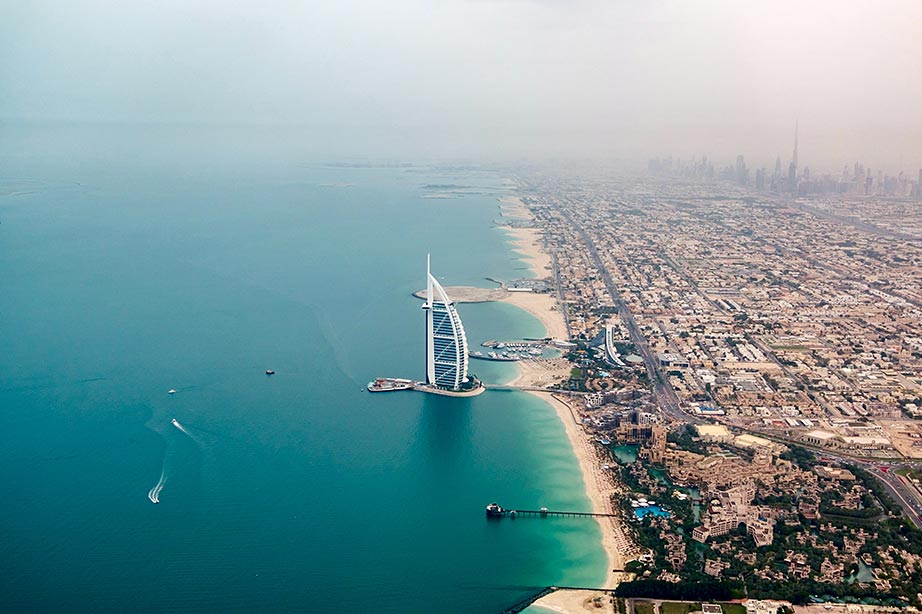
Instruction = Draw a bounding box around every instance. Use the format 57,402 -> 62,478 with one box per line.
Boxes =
171,418 -> 194,438
170,418 -> 205,447
148,468 -> 166,504
148,418 -> 204,504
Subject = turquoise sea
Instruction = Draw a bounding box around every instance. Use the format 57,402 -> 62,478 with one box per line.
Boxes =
0,124 -> 605,612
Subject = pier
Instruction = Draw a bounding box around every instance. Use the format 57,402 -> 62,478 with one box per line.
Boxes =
483,384 -> 566,392
486,503 -> 617,519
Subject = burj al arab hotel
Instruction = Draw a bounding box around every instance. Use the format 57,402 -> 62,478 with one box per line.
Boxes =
421,256 -> 482,396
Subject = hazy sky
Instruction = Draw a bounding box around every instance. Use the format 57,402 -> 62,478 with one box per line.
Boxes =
2,0 -> 921,169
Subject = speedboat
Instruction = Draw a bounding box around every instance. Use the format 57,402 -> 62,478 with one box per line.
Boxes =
168,389 -> 176,395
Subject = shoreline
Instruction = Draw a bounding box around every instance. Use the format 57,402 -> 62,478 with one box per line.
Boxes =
497,194 -> 553,281
412,286 -> 567,341
529,391 -> 625,589
495,195 -> 567,342
502,226 -> 552,281
497,194 -> 625,592
500,291 -> 568,341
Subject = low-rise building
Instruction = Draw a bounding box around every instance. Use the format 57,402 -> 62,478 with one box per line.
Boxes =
804,429 -> 839,447
696,423 -> 733,443
814,465 -> 856,480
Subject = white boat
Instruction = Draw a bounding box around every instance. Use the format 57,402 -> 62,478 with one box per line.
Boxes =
168,389 -> 176,394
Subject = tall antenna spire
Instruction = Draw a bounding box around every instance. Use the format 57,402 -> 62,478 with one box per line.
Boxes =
793,120 -> 799,167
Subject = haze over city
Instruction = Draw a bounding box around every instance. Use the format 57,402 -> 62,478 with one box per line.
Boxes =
4,2 -> 922,613
3,0 -> 921,169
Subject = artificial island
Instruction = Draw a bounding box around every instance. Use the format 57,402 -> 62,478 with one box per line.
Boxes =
368,255 -> 484,397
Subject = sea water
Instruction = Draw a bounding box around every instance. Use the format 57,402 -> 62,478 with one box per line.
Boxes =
0,124 -> 605,612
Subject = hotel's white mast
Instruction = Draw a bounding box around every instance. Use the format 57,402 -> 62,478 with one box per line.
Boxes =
424,253 -> 436,384
426,253 -> 432,308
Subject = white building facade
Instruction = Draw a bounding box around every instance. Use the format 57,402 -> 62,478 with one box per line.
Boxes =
423,256 -> 470,390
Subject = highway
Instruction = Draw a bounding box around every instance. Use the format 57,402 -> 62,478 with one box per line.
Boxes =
865,463 -> 922,529
555,208 -> 921,528
764,434 -> 922,530
560,210 -> 696,424
550,250 -> 572,339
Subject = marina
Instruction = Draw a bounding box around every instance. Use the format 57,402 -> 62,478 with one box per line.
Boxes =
469,351 -> 519,362
469,338 -> 551,362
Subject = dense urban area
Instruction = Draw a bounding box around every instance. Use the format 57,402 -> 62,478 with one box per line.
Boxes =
511,151 -> 922,609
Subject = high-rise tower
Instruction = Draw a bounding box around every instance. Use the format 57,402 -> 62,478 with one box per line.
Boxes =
422,255 -> 470,391
787,121 -> 799,193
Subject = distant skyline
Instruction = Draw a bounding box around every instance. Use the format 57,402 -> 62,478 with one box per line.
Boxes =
653,121 -> 922,180
2,0 -> 921,169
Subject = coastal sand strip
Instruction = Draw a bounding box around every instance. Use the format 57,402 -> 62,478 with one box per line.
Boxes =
529,391 -> 625,589
496,194 -> 627,591
501,290 -> 568,341
531,588 -> 615,614
502,226 -> 553,280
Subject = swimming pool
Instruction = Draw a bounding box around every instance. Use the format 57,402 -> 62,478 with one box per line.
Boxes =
634,505 -> 671,519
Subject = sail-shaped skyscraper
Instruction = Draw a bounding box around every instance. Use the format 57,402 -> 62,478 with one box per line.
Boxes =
422,255 -> 473,392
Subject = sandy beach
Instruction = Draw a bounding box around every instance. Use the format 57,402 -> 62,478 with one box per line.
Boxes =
501,290 -> 567,340
504,226 -> 553,280
496,195 -> 564,340
497,194 -> 629,593
505,356 -> 571,388
498,194 -> 554,283
530,391 -> 627,589
498,194 -> 531,219
531,588 -> 614,614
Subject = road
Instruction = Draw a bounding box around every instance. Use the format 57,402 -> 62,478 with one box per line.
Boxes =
734,427 -> 922,528
550,250 -> 572,339
865,463 -> 922,529
791,200 -> 921,244
553,204 -> 921,527
559,210 -> 696,424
